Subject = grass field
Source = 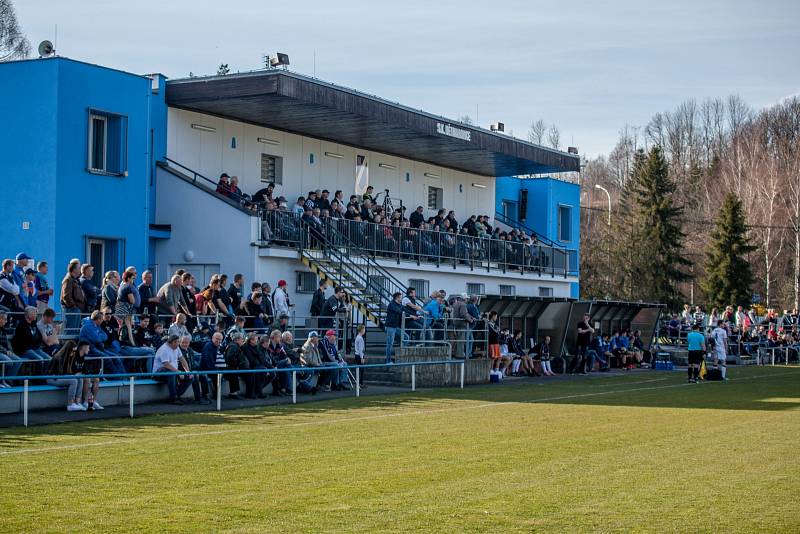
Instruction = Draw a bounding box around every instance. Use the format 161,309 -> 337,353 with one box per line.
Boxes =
0,366 -> 798,533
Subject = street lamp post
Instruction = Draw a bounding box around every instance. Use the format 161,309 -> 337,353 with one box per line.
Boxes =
594,184 -> 612,293
595,184 -> 611,226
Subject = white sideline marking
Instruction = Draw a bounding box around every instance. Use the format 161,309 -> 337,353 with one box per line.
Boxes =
0,371 -> 793,457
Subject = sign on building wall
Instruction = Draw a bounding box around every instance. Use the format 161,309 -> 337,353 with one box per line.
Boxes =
355,154 -> 369,194
436,122 -> 471,142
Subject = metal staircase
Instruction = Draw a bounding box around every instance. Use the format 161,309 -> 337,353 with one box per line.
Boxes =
299,221 -> 408,327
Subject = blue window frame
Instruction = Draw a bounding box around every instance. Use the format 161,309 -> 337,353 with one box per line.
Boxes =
558,205 -> 572,243
88,109 -> 128,176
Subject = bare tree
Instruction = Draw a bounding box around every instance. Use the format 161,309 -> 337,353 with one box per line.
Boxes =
547,124 -> 561,150
0,0 -> 30,61
458,115 -> 474,126
217,63 -> 230,76
528,119 -> 546,144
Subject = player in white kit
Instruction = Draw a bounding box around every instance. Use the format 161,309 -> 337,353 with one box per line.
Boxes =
711,320 -> 728,380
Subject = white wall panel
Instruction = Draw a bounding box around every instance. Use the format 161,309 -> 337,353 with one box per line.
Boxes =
167,109 -> 496,221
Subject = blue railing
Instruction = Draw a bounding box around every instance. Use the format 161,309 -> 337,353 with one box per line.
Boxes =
7,359 -> 468,426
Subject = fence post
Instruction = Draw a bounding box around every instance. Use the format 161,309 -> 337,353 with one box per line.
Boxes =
356,367 -> 360,397
460,360 -> 465,389
23,379 -> 29,427
411,364 -> 416,392
216,373 -> 222,411
129,376 -> 135,418
292,371 -> 297,404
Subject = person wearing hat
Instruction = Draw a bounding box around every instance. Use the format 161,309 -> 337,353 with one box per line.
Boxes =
272,279 -> 291,317
152,334 -> 193,404
300,331 -> 323,385
319,329 -> 349,391
12,252 -> 32,291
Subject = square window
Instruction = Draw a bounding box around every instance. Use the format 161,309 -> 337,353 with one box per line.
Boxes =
499,284 -> 516,297
408,278 -> 430,298
466,282 -> 485,295
296,271 -> 317,293
539,287 -> 553,297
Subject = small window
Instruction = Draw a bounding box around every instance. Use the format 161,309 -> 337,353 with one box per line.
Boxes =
88,110 -> 127,175
408,278 -> 430,298
261,153 -> 283,185
499,284 -> 516,297
427,186 -> 443,210
296,271 -> 317,293
558,205 -> 572,242
466,282 -> 485,296
539,287 -> 554,297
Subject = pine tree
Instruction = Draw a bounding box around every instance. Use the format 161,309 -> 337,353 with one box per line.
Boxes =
700,192 -> 756,308
617,146 -> 690,307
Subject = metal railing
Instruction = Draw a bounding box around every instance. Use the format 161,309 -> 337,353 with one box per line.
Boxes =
5,359 -> 469,426
160,157 -> 572,278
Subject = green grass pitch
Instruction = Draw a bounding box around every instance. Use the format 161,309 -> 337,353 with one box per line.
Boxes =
1,366 -> 798,532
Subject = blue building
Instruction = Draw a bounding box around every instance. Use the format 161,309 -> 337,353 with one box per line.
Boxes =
495,176 -> 580,297
0,57 -> 166,309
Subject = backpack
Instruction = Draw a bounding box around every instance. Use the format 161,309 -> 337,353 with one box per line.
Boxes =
705,368 -> 723,381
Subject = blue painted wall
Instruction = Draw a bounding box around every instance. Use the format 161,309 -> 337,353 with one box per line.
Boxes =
495,176 -> 581,286
0,57 -> 166,311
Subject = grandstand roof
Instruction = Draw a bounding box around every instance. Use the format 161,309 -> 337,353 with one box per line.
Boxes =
165,70 -> 581,177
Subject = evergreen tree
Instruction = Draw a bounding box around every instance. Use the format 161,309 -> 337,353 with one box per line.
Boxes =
617,146 -> 690,307
700,192 -> 756,308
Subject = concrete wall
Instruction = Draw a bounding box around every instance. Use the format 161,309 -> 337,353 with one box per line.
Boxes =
152,166 -> 259,287
167,108 -> 496,222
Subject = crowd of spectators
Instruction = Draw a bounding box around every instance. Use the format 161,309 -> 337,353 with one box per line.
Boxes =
663,303 -> 800,362
213,177 -> 559,271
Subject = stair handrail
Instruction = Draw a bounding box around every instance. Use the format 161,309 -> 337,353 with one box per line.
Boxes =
299,219 -> 408,321
493,211 -> 563,250
324,218 -> 409,297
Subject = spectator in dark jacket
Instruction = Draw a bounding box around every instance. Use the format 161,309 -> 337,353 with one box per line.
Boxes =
241,332 -> 267,399
224,333 -> 247,399
384,292 -> 420,362
12,306 -> 51,373
319,286 -> 348,330
309,280 -> 327,318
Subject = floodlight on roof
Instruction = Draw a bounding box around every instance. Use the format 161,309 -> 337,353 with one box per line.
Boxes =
265,53 -> 290,69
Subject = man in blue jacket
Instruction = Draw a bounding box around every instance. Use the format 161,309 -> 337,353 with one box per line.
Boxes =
79,310 -> 124,375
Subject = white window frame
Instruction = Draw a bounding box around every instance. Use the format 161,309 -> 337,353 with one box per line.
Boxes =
88,114 -> 108,173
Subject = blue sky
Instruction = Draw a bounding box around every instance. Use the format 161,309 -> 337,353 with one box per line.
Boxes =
16,0 -> 800,157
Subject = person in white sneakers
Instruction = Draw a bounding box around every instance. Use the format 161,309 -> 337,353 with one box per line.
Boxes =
711,320 -> 729,380
47,340 -> 91,411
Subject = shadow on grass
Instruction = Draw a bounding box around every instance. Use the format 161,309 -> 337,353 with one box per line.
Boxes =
0,367 -> 797,448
